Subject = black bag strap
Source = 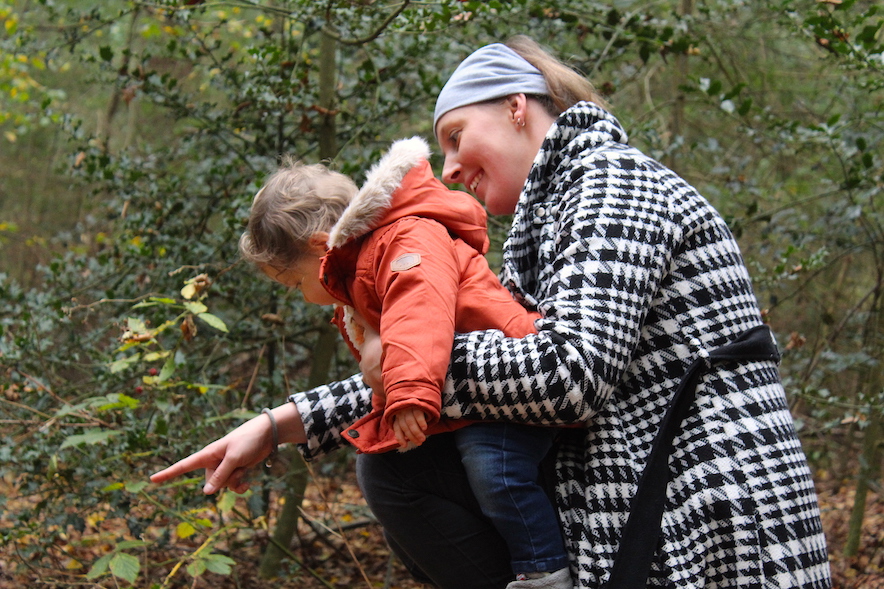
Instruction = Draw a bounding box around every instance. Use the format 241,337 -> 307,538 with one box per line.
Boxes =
602,325 -> 780,588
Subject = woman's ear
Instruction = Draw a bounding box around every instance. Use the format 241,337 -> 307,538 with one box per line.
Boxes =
308,232 -> 330,254
505,93 -> 528,124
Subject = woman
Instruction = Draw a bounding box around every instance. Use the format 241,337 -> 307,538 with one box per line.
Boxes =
152,37 -> 832,589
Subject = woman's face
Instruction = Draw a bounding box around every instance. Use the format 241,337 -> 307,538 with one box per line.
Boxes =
436,99 -> 539,216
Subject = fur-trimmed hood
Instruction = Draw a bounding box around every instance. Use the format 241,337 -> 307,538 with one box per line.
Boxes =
326,136 -> 490,254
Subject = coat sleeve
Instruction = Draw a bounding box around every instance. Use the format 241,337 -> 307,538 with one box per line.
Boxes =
368,217 -> 462,429
442,150 -> 684,426
289,374 -> 373,460
287,217 -> 462,459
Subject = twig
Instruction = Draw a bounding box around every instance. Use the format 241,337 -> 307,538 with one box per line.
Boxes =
298,514 -> 378,544
62,293 -> 157,315
159,524 -> 235,589
241,344 -> 266,409
302,461 -> 374,589
264,535 -> 337,589
320,0 -> 411,46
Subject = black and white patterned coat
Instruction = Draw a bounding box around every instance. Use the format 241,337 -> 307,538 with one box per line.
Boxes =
291,103 -> 832,588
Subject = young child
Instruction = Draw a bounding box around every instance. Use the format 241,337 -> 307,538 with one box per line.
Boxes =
240,137 -> 570,589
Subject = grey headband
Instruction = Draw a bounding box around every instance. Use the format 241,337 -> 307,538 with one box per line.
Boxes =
433,43 -> 549,134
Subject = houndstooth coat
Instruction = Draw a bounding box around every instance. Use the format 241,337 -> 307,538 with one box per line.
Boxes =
291,103 -> 832,588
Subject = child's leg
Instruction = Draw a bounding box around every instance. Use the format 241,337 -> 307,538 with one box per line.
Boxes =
454,423 -> 569,577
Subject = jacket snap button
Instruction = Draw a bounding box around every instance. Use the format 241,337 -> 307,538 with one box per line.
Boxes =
347,430 -> 359,438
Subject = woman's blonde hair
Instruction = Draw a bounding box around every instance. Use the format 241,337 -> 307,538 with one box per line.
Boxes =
239,156 -> 356,268
505,35 -> 609,114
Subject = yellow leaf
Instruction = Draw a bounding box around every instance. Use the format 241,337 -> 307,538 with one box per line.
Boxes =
66,558 -> 83,570
181,283 -> 197,300
176,522 -> 196,539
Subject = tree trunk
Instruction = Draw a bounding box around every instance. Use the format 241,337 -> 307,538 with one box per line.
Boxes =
844,280 -> 884,556
258,323 -> 339,578
666,0 -> 692,171
259,29 -> 340,580
844,410 -> 882,556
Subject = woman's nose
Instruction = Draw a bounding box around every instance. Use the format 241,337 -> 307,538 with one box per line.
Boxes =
441,158 -> 461,185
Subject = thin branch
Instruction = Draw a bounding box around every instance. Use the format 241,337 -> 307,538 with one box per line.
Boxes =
302,461 -> 374,589
321,1 -> 411,46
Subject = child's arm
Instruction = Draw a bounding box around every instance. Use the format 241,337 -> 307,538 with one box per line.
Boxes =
389,406 -> 429,449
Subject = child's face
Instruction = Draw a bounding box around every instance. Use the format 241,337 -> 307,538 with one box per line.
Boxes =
261,253 -> 339,306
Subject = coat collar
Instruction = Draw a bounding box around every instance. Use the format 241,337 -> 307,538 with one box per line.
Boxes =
327,137 -> 431,249
499,103 -> 629,305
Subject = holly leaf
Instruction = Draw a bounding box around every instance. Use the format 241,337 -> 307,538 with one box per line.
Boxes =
60,429 -> 122,449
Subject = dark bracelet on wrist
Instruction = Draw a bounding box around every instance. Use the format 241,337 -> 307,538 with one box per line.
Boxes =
262,408 -> 279,468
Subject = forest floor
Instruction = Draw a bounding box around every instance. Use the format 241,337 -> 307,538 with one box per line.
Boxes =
1,465 -> 883,588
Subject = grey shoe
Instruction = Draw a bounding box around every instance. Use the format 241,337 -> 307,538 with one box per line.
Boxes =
505,567 -> 572,589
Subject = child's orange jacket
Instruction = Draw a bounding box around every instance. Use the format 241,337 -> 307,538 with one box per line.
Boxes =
319,137 -> 540,454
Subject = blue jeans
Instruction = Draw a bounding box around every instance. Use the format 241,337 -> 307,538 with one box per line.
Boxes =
455,423 -> 568,575
356,429 -> 565,589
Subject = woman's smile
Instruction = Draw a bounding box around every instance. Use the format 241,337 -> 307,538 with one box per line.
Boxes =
469,171 -> 483,195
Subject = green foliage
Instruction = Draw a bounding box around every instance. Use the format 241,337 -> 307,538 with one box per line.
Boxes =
0,0 -> 65,142
0,0 -> 882,583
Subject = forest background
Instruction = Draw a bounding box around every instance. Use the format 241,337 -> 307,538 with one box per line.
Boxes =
0,0 -> 882,588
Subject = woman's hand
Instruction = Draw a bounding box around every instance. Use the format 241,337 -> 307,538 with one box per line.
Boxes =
354,314 -> 384,400
150,403 -> 305,494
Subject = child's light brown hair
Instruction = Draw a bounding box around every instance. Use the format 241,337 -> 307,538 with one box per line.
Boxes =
239,156 -> 357,269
